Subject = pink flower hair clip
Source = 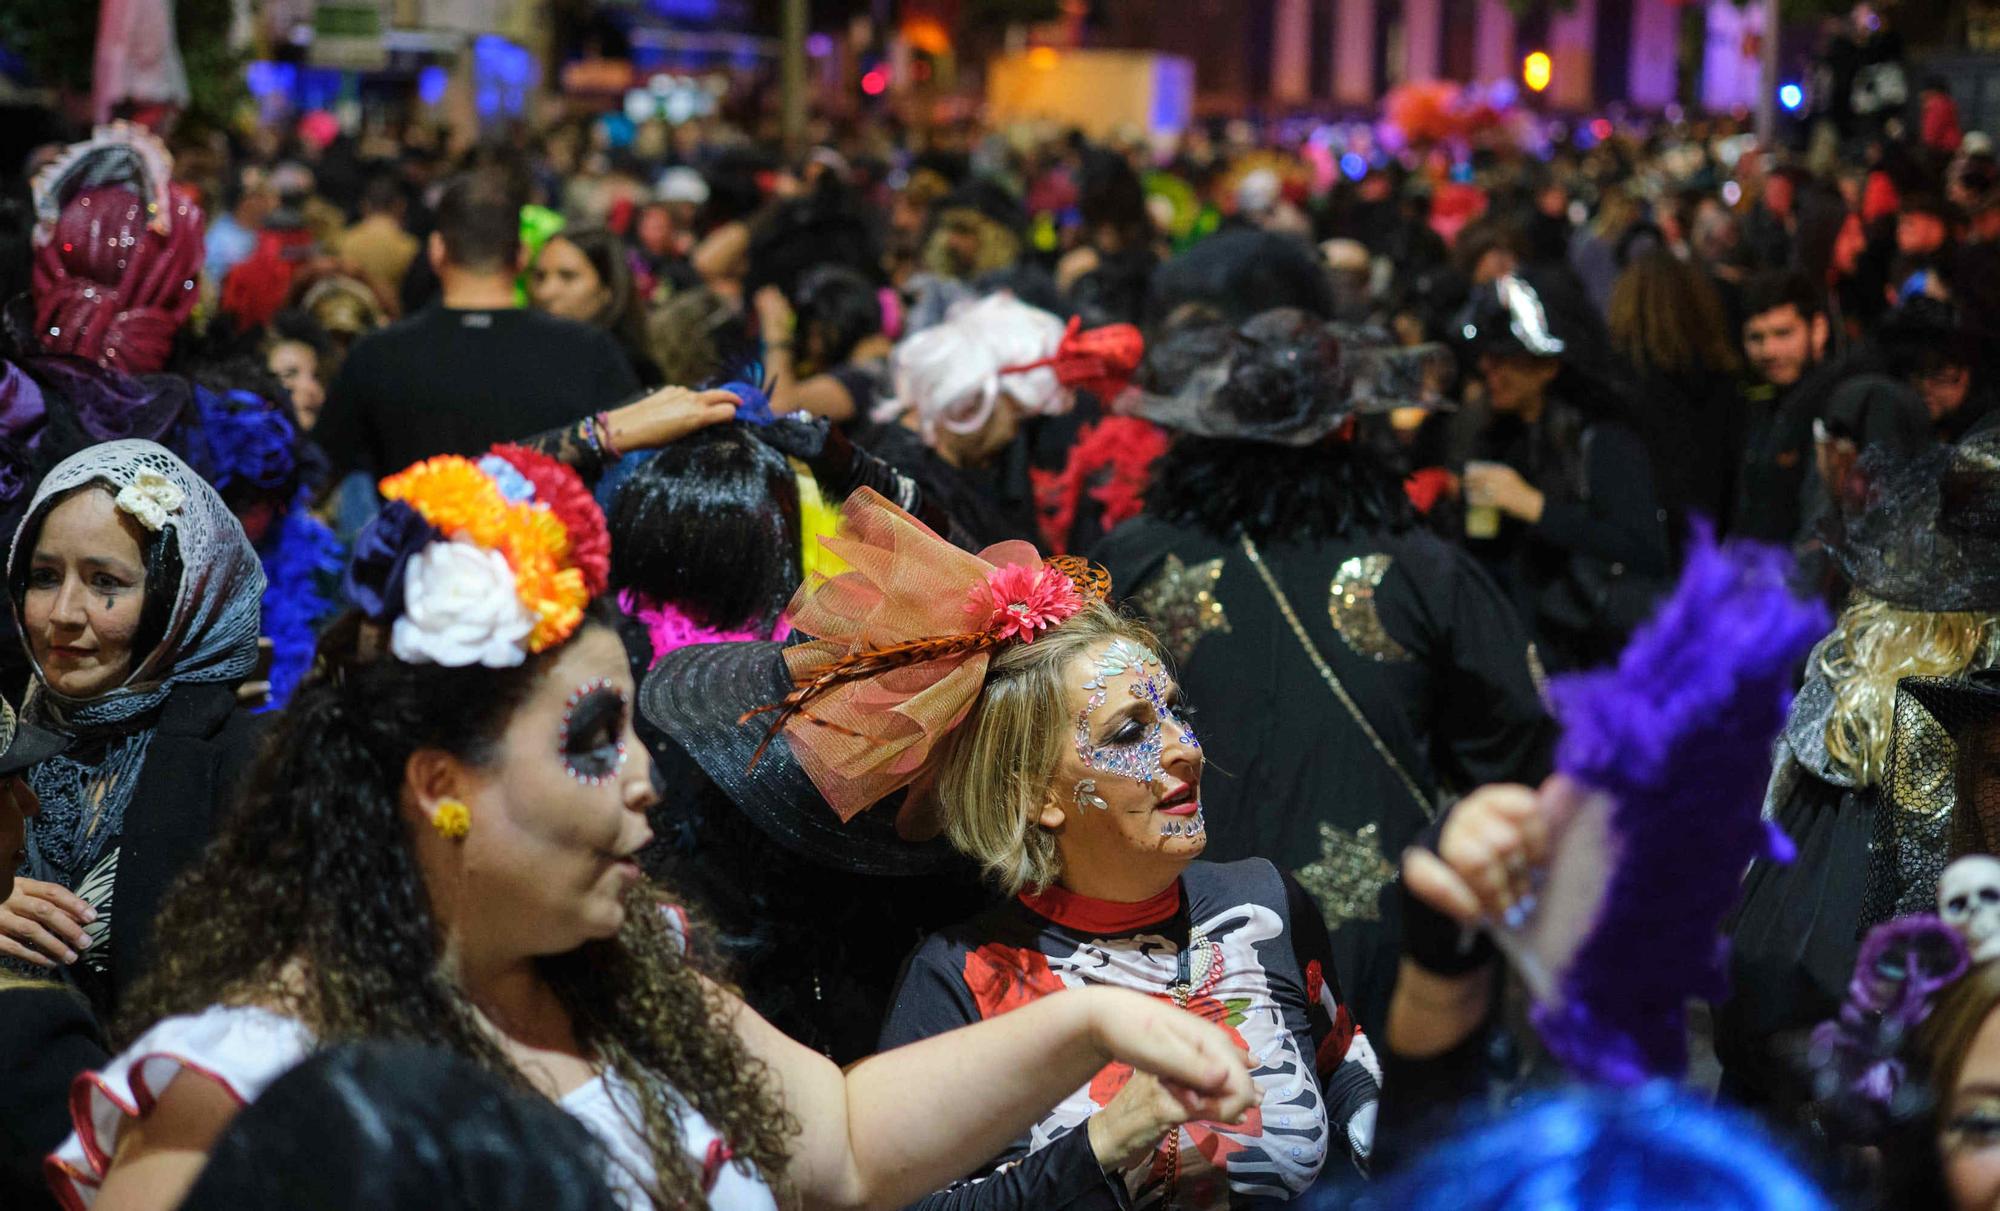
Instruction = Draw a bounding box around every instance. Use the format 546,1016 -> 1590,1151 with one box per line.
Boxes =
965,562 -> 1087,643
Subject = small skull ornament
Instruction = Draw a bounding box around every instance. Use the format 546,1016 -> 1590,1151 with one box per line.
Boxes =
1939,854 -> 2000,962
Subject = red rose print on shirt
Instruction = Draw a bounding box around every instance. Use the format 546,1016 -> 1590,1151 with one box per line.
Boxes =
962,942 -> 1067,1019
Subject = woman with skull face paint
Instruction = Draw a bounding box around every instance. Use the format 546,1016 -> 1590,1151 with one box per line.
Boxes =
638,489 -> 1376,1209
48,451 -> 1256,1211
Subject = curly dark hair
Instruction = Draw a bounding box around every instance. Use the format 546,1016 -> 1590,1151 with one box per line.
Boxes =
120,602 -> 794,1207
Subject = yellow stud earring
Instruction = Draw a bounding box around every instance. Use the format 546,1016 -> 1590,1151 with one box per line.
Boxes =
432,799 -> 471,840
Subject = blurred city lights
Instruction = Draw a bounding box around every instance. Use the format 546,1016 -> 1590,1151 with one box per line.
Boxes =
417,66 -> 448,107
1339,152 -> 1368,181
1029,46 -> 1060,71
1523,51 -> 1551,94
1778,82 -> 1804,112
860,68 -> 889,96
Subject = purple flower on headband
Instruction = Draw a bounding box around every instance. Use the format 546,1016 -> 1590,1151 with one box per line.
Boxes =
197,388 -> 297,492
343,501 -> 440,621
0,363 -> 47,448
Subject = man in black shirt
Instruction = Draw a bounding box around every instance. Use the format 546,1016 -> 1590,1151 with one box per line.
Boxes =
1733,272 -> 1845,546
316,170 -> 640,476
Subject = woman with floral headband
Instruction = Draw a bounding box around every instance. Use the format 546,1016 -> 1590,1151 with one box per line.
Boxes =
0,442 -> 267,1024
642,490 -> 1380,1210
47,449 -> 1255,1210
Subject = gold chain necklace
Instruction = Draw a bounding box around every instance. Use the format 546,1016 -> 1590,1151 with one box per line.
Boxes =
1238,535 -> 1435,820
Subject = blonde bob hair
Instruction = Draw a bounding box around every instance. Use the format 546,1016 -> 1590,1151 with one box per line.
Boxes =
929,602 -> 1164,896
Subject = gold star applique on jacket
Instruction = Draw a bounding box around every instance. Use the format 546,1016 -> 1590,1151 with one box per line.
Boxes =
1132,554 -> 1231,664
1294,821 -> 1397,927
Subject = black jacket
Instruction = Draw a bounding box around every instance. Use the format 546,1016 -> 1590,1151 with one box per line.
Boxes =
1094,517 -> 1553,1038
0,984 -> 107,1211
45,683 -> 266,1019
1462,401 -> 1671,671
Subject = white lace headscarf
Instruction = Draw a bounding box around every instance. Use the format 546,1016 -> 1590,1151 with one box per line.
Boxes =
7,440 -> 264,886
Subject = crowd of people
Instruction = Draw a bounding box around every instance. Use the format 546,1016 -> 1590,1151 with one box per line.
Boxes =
0,60 -> 1993,1210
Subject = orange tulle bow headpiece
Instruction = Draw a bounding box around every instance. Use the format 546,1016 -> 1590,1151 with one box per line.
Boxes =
744,488 -> 1110,827
1000,315 -> 1145,402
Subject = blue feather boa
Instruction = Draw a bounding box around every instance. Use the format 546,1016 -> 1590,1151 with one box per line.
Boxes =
257,491 -> 346,710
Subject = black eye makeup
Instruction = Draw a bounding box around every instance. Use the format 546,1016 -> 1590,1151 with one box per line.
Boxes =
560,679 -> 630,786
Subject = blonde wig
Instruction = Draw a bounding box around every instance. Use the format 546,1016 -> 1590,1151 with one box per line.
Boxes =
1822,595 -> 2000,786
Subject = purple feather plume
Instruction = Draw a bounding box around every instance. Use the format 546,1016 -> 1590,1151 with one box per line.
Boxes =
1808,914 -> 1968,1139
1534,522 -> 1830,1084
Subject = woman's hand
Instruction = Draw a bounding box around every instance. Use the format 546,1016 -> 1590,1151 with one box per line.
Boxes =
1462,461 -> 1546,525
1083,987 -> 1255,1124
1087,1071 -> 1197,1170
0,876 -> 95,967
1402,783 -> 1553,927
602,386 -> 741,455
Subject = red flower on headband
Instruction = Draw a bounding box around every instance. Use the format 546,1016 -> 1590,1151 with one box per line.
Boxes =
966,562 -> 1084,642
488,443 -> 611,595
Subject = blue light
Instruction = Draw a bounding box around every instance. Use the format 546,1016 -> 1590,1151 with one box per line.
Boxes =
418,65 -> 448,106
1778,82 -> 1804,112
1339,152 -> 1367,182
472,35 -> 534,120
245,61 -> 296,100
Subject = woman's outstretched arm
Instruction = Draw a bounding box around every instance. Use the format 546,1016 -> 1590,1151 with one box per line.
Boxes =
721,982 -> 1255,1211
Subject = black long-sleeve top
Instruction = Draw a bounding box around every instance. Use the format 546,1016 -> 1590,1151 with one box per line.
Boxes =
879,861 -> 1380,1211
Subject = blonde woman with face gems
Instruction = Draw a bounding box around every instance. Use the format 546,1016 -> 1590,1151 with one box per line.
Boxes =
644,491 -> 1380,1211
47,453 -> 1253,1211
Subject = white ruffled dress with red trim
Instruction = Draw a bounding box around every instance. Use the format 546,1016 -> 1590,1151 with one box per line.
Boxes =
45,1003 -> 777,1210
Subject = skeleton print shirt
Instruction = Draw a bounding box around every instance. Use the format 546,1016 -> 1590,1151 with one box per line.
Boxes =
880,859 -> 1380,1211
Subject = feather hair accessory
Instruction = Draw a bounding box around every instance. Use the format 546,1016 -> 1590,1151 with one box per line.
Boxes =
1806,914 -> 1968,1142
1492,523 -> 1830,1084
740,489 -> 1109,830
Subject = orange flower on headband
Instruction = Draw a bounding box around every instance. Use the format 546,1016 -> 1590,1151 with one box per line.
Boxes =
380,455 -> 590,653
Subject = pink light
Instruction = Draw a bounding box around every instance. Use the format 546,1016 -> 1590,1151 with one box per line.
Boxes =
861,69 -> 888,96
1590,118 -> 1612,140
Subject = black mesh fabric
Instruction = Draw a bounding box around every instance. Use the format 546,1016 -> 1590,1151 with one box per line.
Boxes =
1867,672 -> 2000,927
1829,433 -> 2000,612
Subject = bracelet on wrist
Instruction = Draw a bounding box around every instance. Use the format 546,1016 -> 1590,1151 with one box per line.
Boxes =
593,411 -> 623,461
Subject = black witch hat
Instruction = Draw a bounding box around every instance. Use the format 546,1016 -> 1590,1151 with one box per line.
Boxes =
1827,432 -> 2000,613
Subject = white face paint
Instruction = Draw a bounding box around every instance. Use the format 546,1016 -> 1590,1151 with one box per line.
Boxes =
1940,855 -> 2000,962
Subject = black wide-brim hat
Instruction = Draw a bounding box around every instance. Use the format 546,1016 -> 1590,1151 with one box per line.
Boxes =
1117,311 -> 1454,446
639,641 -> 957,877
1827,433 -> 2000,613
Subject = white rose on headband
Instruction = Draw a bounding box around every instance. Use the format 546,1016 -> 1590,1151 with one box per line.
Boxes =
390,540 -> 534,668
113,472 -> 184,532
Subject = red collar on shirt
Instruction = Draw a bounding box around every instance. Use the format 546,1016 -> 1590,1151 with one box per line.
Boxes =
1018,881 -> 1180,933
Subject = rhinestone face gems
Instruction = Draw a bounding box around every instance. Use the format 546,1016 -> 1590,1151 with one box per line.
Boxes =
560,678 -> 630,786
1080,647 -> 1184,787
1074,778 -> 1109,811
1160,810 -> 1207,838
